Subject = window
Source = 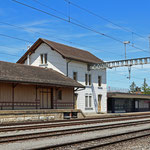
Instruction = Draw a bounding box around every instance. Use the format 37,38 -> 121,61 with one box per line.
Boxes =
89,96 -> 92,107
85,74 -> 91,86
89,74 -> 91,86
44,54 -> 47,64
85,96 -> 92,108
40,54 -> 43,64
85,74 -> 88,85
40,53 -> 47,64
73,72 -> 77,81
57,90 -> 62,100
98,76 -> 102,87
85,96 -> 88,108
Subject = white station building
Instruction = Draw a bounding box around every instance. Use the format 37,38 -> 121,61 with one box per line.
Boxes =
17,38 -> 107,113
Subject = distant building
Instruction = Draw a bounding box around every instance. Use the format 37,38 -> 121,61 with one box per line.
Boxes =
107,92 -> 150,113
17,38 -> 107,113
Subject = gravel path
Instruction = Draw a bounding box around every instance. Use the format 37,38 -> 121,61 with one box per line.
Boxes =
0,123 -> 150,150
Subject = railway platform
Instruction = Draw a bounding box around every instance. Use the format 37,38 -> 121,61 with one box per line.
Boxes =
0,109 -> 85,124
0,109 -> 150,124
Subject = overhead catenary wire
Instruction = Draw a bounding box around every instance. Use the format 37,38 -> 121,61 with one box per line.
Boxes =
0,0 -> 148,86
108,69 -> 148,82
33,0 -> 149,54
0,33 -> 33,43
0,45 -> 27,58
0,52 -> 20,57
0,21 -> 123,56
12,0 -> 150,55
64,0 -> 148,41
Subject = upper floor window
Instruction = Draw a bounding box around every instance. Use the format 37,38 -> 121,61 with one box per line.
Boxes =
40,53 -> 47,64
98,76 -> 102,87
85,74 -> 91,86
89,74 -> 91,86
73,72 -> 77,81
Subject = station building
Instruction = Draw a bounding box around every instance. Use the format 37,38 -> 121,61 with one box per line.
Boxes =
1,38 -> 149,114
107,92 -> 150,113
17,38 -> 107,113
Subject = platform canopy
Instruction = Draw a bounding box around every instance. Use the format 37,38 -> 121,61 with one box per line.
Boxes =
108,92 -> 150,100
0,61 -> 84,88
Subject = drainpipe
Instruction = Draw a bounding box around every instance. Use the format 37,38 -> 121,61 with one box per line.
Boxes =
66,60 -> 71,76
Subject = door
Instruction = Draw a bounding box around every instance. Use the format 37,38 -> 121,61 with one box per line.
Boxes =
98,95 -> 102,113
40,88 -> 51,109
74,94 -> 78,109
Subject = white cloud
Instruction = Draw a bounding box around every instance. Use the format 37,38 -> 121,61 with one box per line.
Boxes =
19,19 -> 58,27
105,23 -> 121,30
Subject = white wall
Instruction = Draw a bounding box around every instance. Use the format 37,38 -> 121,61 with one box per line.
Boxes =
25,43 -> 67,75
25,43 -> 107,113
67,60 -> 107,113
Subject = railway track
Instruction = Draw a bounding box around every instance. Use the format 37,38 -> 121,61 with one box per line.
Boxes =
31,128 -> 150,150
1,114 -> 150,132
0,119 -> 150,144
1,112 -> 150,127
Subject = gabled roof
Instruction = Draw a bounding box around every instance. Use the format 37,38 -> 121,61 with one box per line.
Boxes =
17,38 -> 103,64
0,61 -> 84,88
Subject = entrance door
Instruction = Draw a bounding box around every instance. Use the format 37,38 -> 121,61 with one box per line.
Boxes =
98,95 -> 102,113
40,88 -> 51,109
74,94 -> 78,109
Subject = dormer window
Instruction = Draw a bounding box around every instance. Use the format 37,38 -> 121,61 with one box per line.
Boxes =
40,54 -> 47,64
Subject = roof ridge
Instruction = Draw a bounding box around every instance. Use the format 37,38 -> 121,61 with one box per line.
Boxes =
17,38 -> 103,64
42,38 -> 95,54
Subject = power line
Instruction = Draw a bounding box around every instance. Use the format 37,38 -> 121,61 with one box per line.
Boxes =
64,0 -> 148,41
0,44 -> 26,51
109,70 -> 147,82
0,52 -> 19,57
109,66 -> 150,82
0,33 -> 33,43
12,0 -> 150,55
0,21 -> 123,56
32,0 -> 69,18
33,0 -> 148,54
0,45 -> 26,58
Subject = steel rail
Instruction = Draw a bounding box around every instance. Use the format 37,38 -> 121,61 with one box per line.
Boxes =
1,115 -> 150,132
31,128 -> 150,150
0,119 -> 150,144
80,132 -> 150,149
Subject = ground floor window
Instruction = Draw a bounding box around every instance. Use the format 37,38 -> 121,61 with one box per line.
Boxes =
85,96 -> 92,108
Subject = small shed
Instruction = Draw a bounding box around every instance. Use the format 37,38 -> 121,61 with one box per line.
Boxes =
107,92 -> 150,113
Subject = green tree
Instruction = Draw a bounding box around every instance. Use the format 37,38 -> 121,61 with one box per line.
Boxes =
135,86 -> 141,92
142,78 -> 148,93
130,81 -> 136,93
144,87 -> 150,94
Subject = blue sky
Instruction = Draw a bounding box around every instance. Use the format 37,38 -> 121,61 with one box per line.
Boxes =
0,0 -> 150,89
